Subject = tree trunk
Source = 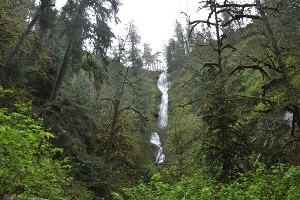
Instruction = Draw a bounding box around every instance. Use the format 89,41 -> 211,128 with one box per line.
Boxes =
104,97 -> 121,163
49,38 -> 73,102
0,4 -> 46,81
104,59 -> 128,163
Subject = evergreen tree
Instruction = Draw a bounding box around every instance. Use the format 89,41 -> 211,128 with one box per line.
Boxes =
142,43 -> 162,70
124,21 -> 150,135
165,21 -> 188,73
50,0 -> 120,101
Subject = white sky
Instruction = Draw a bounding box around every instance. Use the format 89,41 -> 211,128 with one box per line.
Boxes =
114,0 -> 199,52
55,0 -> 199,53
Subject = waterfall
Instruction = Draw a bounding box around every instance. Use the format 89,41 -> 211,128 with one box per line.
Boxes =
284,111 -> 293,126
157,71 -> 170,127
150,71 -> 169,164
150,132 -> 165,164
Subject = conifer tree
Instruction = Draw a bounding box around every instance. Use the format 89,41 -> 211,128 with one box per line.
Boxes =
50,0 -> 120,101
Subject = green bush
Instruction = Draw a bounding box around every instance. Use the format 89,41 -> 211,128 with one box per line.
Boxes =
0,86 -> 71,199
113,172 -> 215,200
113,164 -> 300,200
218,164 -> 300,200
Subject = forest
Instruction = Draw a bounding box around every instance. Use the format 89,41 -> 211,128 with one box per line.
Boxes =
1,0 -> 300,199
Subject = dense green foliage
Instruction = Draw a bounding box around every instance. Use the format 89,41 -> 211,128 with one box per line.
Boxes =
114,164 -> 300,200
114,0 -> 300,198
2,0 -> 300,199
0,87 -> 70,199
0,1 -> 158,198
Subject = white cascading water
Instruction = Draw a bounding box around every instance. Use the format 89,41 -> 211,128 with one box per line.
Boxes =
150,132 -> 165,164
150,71 -> 169,164
157,71 -> 170,127
284,111 -> 293,126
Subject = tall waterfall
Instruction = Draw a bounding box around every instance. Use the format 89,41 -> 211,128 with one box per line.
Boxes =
150,71 -> 169,164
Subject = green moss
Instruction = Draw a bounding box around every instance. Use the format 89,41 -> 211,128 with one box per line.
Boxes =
241,70 -> 263,96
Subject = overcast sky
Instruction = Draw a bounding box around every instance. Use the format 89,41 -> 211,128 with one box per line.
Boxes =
114,0 -> 198,52
55,0 -> 199,53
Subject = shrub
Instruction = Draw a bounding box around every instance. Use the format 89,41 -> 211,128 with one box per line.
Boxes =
0,86 -> 71,199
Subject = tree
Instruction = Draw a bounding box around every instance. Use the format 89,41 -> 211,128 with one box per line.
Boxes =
208,0 -> 300,164
177,0 -> 300,177
0,0 -> 55,81
142,43 -> 162,70
207,0 -> 300,131
165,21 -> 189,73
185,0 -> 254,182
49,0 -> 120,102
103,36 -> 148,163
124,21 -> 152,135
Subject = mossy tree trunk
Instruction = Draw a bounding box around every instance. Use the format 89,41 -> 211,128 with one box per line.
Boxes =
0,1 -> 51,81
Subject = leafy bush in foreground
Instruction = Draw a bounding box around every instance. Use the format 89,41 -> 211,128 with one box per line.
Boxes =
113,164 -> 300,200
0,86 -> 71,199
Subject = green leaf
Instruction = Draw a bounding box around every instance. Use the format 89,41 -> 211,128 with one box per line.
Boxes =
42,131 -> 55,139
